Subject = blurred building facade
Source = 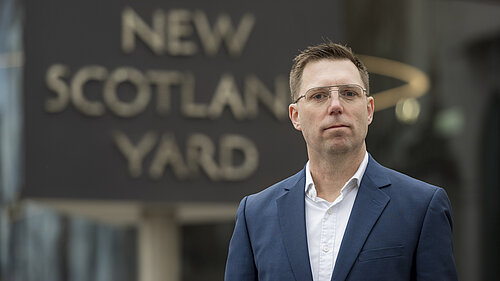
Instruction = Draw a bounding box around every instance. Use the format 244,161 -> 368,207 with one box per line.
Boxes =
1,0 -> 499,280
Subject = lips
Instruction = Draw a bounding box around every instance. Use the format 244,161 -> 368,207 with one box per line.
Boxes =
324,124 -> 349,130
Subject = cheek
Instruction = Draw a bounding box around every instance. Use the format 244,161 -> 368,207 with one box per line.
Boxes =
298,115 -> 316,138
353,109 -> 370,130
298,110 -> 314,126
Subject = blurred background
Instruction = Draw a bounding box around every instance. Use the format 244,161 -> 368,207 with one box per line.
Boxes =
1,0 -> 499,280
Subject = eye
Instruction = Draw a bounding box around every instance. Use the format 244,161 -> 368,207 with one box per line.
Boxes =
312,93 -> 328,100
344,91 -> 358,97
307,89 -> 329,102
340,87 -> 360,99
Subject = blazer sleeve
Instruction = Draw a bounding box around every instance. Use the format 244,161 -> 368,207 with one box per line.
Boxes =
415,188 -> 458,280
225,196 -> 258,281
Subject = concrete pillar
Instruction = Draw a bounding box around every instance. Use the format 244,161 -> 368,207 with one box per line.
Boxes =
138,208 -> 180,281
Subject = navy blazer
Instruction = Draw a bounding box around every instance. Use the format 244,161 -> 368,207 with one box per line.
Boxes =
225,155 -> 458,281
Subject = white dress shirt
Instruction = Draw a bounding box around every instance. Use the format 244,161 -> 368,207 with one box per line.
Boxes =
305,152 -> 369,281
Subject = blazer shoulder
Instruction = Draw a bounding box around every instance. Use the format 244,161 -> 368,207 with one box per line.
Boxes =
377,163 -> 446,203
387,167 -> 439,190
245,168 -> 305,211
367,156 -> 440,193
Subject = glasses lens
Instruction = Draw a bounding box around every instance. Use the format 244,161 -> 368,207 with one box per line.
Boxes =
339,85 -> 362,100
303,85 -> 364,105
305,87 -> 330,103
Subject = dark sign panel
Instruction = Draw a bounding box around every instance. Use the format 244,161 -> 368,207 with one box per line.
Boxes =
22,0 -> 343,201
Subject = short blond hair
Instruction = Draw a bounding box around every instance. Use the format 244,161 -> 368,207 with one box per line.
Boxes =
289,42 -> 369,100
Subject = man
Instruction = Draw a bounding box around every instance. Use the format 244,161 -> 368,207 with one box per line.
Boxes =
225,42 -> 458,281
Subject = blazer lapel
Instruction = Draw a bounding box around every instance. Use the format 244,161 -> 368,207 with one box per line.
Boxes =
331,156 -> 391,281
276,169 -> 314,281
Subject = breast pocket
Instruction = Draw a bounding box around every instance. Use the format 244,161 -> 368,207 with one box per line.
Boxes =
358,245 -> 404,262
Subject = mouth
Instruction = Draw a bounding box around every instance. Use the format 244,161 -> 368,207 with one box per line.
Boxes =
324,124 -> 349,130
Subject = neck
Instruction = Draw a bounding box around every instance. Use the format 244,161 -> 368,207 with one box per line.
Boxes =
308,146 -> 366,202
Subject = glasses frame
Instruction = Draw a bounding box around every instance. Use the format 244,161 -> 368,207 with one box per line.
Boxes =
293,84 -> 368,104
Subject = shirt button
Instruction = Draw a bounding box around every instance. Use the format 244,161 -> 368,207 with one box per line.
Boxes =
322,245 -> 329,252
327,209 -> 332,215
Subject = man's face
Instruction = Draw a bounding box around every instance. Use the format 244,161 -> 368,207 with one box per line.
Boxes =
289,59 -> 374,157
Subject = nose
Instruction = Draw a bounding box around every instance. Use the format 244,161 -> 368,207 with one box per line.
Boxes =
327,89 -> 343,114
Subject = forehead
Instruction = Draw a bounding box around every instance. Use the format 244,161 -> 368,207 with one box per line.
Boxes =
301,59 -> 363,90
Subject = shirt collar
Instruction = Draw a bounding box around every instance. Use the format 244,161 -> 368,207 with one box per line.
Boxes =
305,151 -> 369,200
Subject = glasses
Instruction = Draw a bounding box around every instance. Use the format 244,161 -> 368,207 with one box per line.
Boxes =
293,84 -> 367,104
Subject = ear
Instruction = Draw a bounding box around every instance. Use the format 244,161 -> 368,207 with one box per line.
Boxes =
289,103 -> 302,131
366,96 -> 374,124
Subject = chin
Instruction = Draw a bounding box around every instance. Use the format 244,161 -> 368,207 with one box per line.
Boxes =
324,144 -> 351,155
324,139 -> 365,155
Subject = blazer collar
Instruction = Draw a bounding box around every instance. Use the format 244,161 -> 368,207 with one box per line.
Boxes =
276,168 -> 314,281
275,155 -> 391,281
331,154 -> 391,281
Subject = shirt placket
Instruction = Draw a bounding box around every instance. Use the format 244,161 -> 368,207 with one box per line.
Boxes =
318,204 -> 336,280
